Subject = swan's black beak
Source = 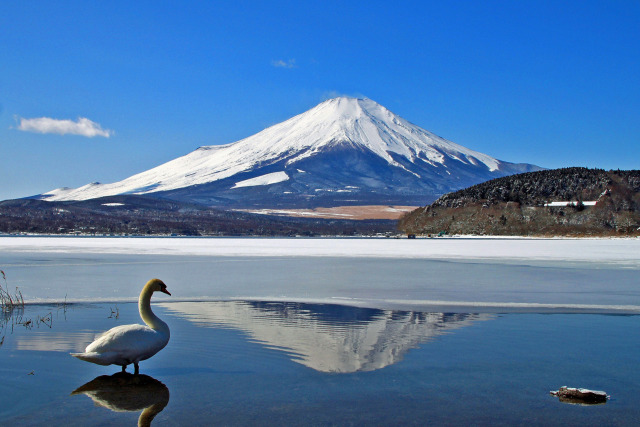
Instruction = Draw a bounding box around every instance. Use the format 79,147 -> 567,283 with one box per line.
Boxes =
161,288 -> 171,296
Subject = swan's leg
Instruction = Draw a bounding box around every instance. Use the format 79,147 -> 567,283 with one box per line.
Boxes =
122,365 -> 126,372
134,362 -> 139,375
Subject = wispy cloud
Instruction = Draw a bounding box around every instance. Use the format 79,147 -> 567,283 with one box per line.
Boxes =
15,116 -> 114,138
271,59 -> 296,69
321,91 -> 368,101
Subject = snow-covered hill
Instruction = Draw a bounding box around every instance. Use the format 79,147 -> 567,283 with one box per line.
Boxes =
38,97 -> 542,207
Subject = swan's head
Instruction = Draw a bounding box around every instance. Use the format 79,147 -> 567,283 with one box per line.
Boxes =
147,278 -> 171,296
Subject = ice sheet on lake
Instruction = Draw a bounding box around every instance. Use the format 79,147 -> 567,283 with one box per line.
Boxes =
2,237 -> 639,266
2,237 -> 639,313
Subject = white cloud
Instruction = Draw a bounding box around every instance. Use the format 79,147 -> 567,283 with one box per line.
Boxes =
15,116 -> 114,138
271,59 -> 296,69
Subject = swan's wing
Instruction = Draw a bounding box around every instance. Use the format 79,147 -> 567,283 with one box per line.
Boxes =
91,322 -> 143,342
71,351 -> 122,366
85,324 -> 143,352
84,324 -> 168,362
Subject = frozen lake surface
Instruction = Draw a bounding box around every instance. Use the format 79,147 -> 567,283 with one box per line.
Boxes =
3,235 -> 640,263
1,236 -> 639,312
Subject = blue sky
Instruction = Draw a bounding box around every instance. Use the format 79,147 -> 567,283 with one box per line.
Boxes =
1,1 -> 638,201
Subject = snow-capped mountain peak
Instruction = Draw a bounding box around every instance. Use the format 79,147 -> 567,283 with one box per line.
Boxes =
38,97 -> 541,207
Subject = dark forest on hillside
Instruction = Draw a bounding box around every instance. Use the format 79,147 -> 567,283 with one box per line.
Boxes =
399,168 -> 640,236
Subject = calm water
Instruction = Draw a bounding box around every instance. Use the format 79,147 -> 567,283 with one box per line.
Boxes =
1,242 -> 639,425
1,302 -> 639,426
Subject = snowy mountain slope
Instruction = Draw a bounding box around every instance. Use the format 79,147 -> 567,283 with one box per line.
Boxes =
38,97 -> 542,207
231,171 -> 290,189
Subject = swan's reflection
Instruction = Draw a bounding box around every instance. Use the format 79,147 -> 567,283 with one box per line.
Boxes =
161,301 -> 493,373
72,372 -> 169,427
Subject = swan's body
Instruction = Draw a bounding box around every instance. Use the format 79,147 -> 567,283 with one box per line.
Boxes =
71,279 -> 171,374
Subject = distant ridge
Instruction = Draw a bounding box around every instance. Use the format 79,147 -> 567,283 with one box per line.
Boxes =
399,168 -> 640,236
34,97 -> 542,208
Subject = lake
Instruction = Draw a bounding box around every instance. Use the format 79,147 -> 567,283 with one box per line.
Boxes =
1,236 -> 639,425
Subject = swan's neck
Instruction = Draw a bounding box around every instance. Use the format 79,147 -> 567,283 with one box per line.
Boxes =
139,287 -> 169,333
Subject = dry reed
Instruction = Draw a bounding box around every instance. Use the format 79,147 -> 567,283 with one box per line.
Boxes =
0,270 -> 24,311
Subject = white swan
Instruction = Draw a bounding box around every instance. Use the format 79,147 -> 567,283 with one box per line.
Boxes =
71,278 -> 171,374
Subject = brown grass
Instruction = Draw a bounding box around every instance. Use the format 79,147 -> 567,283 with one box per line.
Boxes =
237,205 -> 419,220
0,270 -> 24,311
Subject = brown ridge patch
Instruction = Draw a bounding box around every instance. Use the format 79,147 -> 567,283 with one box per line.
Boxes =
235,205 -> 419,220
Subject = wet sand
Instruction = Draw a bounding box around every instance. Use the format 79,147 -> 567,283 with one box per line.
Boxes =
1,302 -> 640,425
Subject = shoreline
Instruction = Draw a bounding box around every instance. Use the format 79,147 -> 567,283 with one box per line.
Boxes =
2,232 -> 639,239
13,297 -> 640,315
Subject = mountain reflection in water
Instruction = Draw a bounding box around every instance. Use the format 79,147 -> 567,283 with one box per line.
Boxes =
72,373 -> 169,427
161,301 -> 493,373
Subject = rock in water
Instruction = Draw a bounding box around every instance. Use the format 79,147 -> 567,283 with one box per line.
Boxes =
550,386 -> 609,404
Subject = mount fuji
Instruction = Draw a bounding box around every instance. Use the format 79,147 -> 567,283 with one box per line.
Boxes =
38,97 -> 542,208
